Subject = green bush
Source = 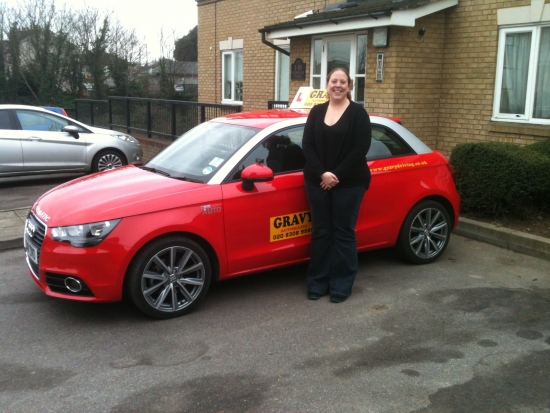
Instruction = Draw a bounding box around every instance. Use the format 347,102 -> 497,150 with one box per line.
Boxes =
450,142 -> 550,216
525,138 -> 550,158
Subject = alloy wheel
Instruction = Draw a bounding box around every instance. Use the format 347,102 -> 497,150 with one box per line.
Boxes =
408,207 -> 449,260
141,245 -> 206,313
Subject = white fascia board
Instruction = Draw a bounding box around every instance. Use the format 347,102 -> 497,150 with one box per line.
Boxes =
408,0 -> 459,20
267,0 -> 458,39
391,0 -> 458,25
498,0 -> 550,25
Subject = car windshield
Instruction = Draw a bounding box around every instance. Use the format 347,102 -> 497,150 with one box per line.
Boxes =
146,121 -> 260,182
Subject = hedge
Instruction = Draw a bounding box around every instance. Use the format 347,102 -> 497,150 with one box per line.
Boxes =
449,141 -> 550,216
525,138 -> 550,158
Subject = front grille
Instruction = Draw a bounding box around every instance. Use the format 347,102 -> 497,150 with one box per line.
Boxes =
45,273 -> 95,297
24,212 -> 46,279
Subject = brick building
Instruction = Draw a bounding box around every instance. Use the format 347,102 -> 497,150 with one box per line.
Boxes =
196,0 -> 550,155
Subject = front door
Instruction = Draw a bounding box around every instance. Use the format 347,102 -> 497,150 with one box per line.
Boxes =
221,125 -> 310,275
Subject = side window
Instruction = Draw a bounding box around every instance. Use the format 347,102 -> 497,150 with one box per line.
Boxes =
229,125 -> 306,180
0,110 -> 12,129
367,125 -> 414,160
15,110 -> 70,132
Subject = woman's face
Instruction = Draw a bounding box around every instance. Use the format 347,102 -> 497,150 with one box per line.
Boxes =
326,70 -> 350,102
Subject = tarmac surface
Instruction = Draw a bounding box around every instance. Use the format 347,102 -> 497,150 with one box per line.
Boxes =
2,207 -> 550,261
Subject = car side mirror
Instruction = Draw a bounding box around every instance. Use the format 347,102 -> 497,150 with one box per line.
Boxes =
241,163 -> 274,191
63,125 -> 80,139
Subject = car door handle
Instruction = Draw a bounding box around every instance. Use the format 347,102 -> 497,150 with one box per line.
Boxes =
27,136 -> 43,141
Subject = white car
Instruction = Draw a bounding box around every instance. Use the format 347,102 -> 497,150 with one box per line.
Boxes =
0,104 -> 143,176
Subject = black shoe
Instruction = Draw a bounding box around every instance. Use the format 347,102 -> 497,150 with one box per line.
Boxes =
330,294 -> 348,303
307,292 -> 326,300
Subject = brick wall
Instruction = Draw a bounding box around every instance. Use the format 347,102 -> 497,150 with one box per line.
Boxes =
438,0 -> 550,155
365,15 -> 447,150
198,0 -> 550,156
198,0 -> 330,111
133,133 -> 172,163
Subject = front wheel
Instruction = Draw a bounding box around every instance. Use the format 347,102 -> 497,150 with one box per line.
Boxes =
396,200 -> 451,264
125,236 -> 212,319
92,150 -> 126,172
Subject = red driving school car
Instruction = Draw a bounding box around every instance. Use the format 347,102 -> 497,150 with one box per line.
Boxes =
24,91 -> 460,319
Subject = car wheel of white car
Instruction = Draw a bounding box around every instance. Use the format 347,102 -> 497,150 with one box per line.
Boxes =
126,235 -> 212,319
92,150 -> 126,172
397,200 -> 451,265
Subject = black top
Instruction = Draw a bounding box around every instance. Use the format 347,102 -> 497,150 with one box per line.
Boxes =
302,101 -> 372,189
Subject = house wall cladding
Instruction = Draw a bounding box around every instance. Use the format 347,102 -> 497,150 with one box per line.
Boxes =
198,0 -> 550,156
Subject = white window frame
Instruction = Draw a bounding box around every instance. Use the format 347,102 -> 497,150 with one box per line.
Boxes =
310,32 -> 367,102
275,45 -> 290,102
222,50 -> 243,104
492,24 -> 550,125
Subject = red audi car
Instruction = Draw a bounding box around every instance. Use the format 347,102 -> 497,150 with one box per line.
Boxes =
24,109 -> 460,318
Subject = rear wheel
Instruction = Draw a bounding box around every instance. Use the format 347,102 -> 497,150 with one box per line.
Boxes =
126,236 -> 212,319
396,200 -> 451,264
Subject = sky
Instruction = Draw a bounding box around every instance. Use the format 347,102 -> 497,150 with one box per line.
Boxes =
2,0 -> 198,61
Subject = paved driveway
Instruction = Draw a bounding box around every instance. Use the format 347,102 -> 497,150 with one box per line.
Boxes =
0,174 -> 85,211
1,235 -> 549,412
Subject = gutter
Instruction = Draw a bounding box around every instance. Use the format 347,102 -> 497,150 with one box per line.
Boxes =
260,31 -> 290,56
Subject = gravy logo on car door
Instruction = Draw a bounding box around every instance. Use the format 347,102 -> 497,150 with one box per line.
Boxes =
270,211 -> 312,242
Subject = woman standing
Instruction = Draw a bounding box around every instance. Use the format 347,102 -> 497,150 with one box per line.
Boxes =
302,68 -> 372,303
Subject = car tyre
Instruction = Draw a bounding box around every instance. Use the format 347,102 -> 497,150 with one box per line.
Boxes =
92,149 -> 126,172
396,200 -> 451,265
126,235 -> 212,319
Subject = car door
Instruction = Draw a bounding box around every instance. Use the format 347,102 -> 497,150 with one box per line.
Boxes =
0,109 -> 24,174
15,109 -> 87,172
221,125 -> 311,275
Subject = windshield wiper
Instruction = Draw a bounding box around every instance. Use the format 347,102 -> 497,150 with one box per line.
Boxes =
172,176 -> 204,183
140,166 -> 170,177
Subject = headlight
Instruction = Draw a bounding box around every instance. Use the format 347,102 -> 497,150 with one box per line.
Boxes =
51,219 -> 121,248
113,134 -> 139,144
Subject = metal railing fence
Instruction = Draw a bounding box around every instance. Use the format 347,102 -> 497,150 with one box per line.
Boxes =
75,97 -> 242,140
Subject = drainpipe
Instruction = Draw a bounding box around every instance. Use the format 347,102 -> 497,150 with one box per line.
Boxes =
260,31 -> 290,56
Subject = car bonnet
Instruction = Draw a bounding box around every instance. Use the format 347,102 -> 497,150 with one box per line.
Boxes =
32,166 -> 220,226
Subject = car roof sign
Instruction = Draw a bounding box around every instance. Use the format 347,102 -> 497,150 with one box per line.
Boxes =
289,87 -> 328,109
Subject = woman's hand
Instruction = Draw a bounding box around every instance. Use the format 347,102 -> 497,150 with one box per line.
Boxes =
320,172 -> 339,190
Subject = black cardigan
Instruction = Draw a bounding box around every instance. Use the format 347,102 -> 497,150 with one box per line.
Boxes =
302,101 -> 372,189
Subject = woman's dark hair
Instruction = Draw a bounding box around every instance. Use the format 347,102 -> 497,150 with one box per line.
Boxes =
326,67 -> 353,101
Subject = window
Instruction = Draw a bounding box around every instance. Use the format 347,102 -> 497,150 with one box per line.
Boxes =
222,50 -> 243,103
229,126 -> 306,180
367,126 -> 414,160
493,25 -> 550,124
311,33 -> 367,103
15,110 -> 78,132
0,111 -> 11,129
275,46 -> 290,102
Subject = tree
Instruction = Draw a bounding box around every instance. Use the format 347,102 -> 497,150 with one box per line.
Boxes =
107,20 -> 145,96
0,5 -> 7,102
14,0 -> 73,104
73,8 -> 110,99
174,26 -> 197,62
